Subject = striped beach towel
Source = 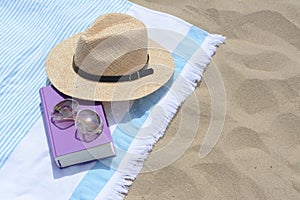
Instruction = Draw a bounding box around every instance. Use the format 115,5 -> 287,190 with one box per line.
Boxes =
0,0 -> 225,199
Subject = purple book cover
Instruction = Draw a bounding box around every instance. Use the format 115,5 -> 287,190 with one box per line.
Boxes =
39,85 -> 115,167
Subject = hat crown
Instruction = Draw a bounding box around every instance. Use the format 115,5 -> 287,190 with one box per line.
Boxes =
74,13 -> 148,76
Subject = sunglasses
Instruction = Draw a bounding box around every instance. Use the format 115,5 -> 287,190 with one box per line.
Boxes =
51,99 -> 103,143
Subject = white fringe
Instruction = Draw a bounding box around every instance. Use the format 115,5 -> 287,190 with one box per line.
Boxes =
104,33 -> 225,200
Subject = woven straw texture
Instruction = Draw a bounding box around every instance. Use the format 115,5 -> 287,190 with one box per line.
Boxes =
46,13 -> 174,101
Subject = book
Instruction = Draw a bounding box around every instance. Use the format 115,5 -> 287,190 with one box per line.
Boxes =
39,85 -> 115,168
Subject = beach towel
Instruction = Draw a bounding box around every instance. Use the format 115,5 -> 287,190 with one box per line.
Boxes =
0,0 -> 225,199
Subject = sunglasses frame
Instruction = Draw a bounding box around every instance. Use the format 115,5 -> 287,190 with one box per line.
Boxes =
51,98 -> 103,143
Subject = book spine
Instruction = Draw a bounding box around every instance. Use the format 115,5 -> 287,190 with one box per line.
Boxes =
39,88 -> 57,160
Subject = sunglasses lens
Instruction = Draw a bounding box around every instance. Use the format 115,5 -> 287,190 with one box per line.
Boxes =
51,99 -> 79,129
75,109 -> 103,142
51,99 -> 78,121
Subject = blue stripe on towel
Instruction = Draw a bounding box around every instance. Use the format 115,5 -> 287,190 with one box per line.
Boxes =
173,26 -> 208,60
70,25 -> 208,200
0,0 -> 132,170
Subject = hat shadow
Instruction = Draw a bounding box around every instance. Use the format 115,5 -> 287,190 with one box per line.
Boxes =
46,78 -> 51,86
104,74 -> 174,127
45,71 -> 174,127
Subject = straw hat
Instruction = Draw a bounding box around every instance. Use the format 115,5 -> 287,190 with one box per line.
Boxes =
46,13 -> 174,101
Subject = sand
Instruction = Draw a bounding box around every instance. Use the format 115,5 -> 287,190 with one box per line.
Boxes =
126,0 -> 300,199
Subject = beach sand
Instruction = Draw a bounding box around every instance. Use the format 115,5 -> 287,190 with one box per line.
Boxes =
126,0 -> 300,199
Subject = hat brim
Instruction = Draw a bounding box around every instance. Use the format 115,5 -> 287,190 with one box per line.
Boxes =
46,34 -> 174,101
